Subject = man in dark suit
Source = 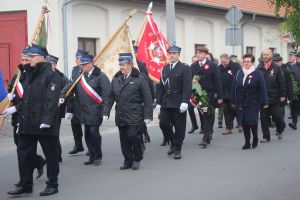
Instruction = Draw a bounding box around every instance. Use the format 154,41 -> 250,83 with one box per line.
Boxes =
191,47 -> 223,148
219,53 -> 240,135
257,49 -> 286,142
156,45 -> 192,159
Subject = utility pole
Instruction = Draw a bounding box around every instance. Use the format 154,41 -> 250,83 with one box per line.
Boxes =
166,0 -> 176,44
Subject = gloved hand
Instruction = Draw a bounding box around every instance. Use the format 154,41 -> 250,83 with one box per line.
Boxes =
2,106 -> 17,118
155,104 -> 161,115
179,103 -> 188,113
103,116 -> 109,121
40,124 -> 50,129
59,98 -> 65,104
65,112 -> 73,120
7,93 -> 14,101
144,119 -> 151,124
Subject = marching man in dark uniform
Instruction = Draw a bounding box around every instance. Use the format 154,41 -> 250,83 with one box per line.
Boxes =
289,52 -> 300,130
257,49 -> 286,142
103,53 -> 153,170
6,47 -> 46,184
67,50 -> 86,155
61,53 -> 110,166
191,47 -> 223,148
219,53 -> 240,135
156,45 -> 192,159
3,44 -> 62,196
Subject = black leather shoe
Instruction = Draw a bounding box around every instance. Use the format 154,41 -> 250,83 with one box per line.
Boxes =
160,140 -> 170,146
36,159 -> 46,179
199,142 -> 207,148
120,164 -> 132,170
188,126 -> 198,134
199,130 -> 204,134
242,144 -> 251,150
39,187 -> 58,196
167,148 -> 175,155
7,187 -> 32,195
131,162 -> 140,170
86,151 -> 90,156
93,159 -> 102,166
173,151 -> 181,159
289,123 -> 297,130
252,138 -> 258,149
68,146 -> 84,155
83,160 -> 94,165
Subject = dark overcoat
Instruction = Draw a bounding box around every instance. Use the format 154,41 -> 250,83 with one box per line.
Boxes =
231,70 -> 268,125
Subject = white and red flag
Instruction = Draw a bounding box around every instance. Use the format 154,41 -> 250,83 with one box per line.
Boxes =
136,3 -> 170,83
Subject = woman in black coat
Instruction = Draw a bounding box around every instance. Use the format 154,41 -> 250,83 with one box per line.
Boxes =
231,54 -> 268,149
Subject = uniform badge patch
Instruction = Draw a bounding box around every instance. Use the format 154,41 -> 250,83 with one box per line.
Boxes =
50,83 -> 57,91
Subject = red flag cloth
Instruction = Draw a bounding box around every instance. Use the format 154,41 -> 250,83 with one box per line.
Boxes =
137,12 -> 170,83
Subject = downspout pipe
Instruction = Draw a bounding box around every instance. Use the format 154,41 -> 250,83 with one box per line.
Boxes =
62,0 -> 73,77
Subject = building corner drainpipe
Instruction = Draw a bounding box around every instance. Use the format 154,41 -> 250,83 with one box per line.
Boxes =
62,0 -> 73,77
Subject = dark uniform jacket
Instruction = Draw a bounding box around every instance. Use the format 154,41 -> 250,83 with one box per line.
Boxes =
62,65 -> 82,122
290,62 -> 300,98
75,67 -> 110,126
8,64 -> 26,126
55,69 -> 69,118
103,67 -> 153,126
137,60 -> 155,100
18,62 -> 62,136
257,62 -> 286,104
191,59 -> 223,107
219,61 -> 240,100
157,61 -> 192,109
231,70 -> 268,125
281,65 -> 293,101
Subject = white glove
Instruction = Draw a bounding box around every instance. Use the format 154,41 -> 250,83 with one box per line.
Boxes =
59,98 -> 65,104
155,104 -> 161,115
179,103 -> 188,113
65,112 -> 73,120
144,119 -> 151,124
40,123 -> 50,129
2,106 -> 17,118
103,116 -> 109,121
7,93 -> 14,101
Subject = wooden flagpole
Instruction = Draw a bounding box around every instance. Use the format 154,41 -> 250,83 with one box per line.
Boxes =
29,6 -> 48,46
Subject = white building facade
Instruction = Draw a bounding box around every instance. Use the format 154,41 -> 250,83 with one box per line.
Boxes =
1,0 -> 289,77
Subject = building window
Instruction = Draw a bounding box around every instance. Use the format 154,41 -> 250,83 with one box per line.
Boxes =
246,46 -> 255,55
269,47 -> 277,54
78,37 -> 97,56
194,44 -> 206,55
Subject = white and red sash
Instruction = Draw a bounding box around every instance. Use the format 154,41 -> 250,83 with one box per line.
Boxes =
15,81 -> 23,99
80,75 -> 103,106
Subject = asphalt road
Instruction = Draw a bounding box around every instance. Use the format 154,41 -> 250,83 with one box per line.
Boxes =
0,113 -> 300,200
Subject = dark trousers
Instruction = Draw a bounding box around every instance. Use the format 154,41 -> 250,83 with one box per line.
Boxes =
71,117 -> 83,147
243,124 -> 258,145
58,118 -> 63,160
188,102 -> 198,129
201,110 -> 215,144
260,104 -> 286,140
118,125 -> 143,166
291,97 -> 300,124
84,125 -> 102,162
14,125 -> 45,184
160,108 -> 187,151
222,100 -> 236,129
18,135 -> 59,188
